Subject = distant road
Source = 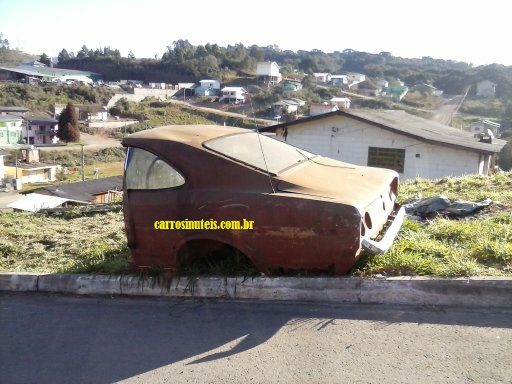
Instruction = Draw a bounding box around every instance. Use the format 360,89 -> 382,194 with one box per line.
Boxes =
430,86 -> 471,125
169,99 -> 276,126
37,133 -> 122,152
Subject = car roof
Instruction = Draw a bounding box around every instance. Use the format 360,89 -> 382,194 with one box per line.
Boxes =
122,125 -> 251,149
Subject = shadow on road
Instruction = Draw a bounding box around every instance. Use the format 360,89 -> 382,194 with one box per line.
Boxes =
1,293 -> 511,383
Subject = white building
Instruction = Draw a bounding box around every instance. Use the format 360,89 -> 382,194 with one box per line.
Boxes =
256,61 -> 282,84
470,120 -> 501,137
330,75 -> 348,87
347,73 -> 366,83
0,114 -> 23,145
330,97 -> 351,109
375,79 -> 389,89
219,87 -> 247,104
0,149 -> 6,179
273,99 -> 302,115
313,73 -> 331,83
309,103 -> 339,116
195,79 -> 221,96
476,80 -> 496,98
262,109 -> 505,180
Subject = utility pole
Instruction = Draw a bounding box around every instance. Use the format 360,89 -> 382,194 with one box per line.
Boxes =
81,144 -> 85,181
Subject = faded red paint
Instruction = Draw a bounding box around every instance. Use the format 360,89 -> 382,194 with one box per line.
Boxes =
122,125 -> 400,275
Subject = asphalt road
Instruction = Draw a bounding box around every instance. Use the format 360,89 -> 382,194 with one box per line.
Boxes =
1,293 -> 511,384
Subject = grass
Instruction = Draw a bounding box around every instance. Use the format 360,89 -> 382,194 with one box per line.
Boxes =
1,173 -> 511,277
0,209 -> 130,274
115,100 -> 262,133
354,173 -> 512,277
402,91 -> 443,110
459,98 -> 503,118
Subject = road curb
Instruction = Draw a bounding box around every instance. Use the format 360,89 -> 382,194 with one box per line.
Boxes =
1,273 -> 512,307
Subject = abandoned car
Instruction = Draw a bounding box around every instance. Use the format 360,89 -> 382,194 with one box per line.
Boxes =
122,125 -> 405,275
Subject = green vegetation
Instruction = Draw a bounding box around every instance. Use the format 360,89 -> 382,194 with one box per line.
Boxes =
111,99 -> 261,132
401,91 -> 443,110
460,98 -> 503,118
1,173 -> 511,277
355,173 -> 512,277
0,83 -> 116,113
57,102 -> 80,142
0,209 -> 129,274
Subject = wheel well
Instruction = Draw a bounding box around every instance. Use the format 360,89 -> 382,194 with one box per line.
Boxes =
176,239 -> 257,275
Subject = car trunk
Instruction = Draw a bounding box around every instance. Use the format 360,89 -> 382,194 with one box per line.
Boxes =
276,156 -> 399,238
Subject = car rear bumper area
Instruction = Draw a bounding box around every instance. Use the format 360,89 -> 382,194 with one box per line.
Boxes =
361,206 -> 405,254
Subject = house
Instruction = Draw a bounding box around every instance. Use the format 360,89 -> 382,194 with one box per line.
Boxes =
8,175 -> 123,212
375,79 -> 389,89
23,116 -> 59,145
309,103 -> 339,116
260,109 -> 506,180
414,83 -> 443,96
470,120 -> 501,137
0,115 -> 23,145
219,87 -> 247,104
80,105 -> 108,121
256,61 -> 282,85
5,148 -> 60,186
313,73 -> 331,83
4,162 -> 61,184
329,97 -> 351,109
149,82 -> 166,89
29,175 -> 123,204
345,72 -> 366,88
0,149 -> 6,179
476,80 -> 496,98
194,79 -> 221,96
273,100 -> 302,115
282,80 -> 303,91
347,72 -> 365,82
330,75 -> 348,87
54,104 -> 108,122
0,106 -> 29,116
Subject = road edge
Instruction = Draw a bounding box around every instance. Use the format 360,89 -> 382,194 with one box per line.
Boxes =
1,273 -> 512,307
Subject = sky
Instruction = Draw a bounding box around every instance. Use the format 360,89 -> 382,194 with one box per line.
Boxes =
0,0 -> 509,66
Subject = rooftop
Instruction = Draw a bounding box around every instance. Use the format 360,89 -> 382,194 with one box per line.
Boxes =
0,114 -> 23,122
261,109 -> 506,154
29,176 -> 123,203
25,115 -> 58,124
0,64 -> 100,79
0,106 -> 30,113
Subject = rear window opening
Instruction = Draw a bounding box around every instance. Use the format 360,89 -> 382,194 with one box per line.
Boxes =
204,132 -> 317,174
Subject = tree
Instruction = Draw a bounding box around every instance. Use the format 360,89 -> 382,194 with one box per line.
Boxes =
0,32 -> 8,49
58,48 -> 70,63
57,102 -> 80,143
77,45 -> 89,59
127,50 -> 135,60
39,53 -> 52,66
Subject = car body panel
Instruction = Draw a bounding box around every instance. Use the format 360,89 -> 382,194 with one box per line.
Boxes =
122,125 -> 401,275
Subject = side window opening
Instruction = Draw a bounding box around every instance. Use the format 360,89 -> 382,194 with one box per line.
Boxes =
125,147 -> 185,189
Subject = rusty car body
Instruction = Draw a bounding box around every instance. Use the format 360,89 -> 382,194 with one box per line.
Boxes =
122,125 -> 405,275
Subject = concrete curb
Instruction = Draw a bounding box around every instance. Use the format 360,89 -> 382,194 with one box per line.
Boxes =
1,273 -> 512,307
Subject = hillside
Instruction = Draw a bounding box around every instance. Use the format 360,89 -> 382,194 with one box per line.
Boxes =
0,47 -> 37,67
0,83 -> 116,114
55,41 -> 512,99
